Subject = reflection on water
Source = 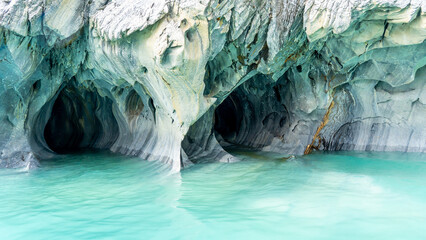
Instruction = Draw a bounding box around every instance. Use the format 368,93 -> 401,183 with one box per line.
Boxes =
0,151 -> 425,239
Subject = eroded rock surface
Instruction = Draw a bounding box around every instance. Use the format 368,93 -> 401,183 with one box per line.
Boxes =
0,0 -> 425,171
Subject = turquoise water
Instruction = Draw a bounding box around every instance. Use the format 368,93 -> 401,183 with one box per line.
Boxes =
0,151 -> 425,239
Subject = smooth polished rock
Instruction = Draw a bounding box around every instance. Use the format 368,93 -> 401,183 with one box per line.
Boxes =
0,0 -> 424,171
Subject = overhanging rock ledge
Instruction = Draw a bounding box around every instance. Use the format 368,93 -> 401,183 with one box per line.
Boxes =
0,0 -> 424,171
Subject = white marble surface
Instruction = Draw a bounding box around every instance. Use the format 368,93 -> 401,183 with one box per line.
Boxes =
0,0 -> 424,171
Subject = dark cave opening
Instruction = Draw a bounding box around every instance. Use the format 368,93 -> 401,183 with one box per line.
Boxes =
214,93 -> 244,143
42,85 -> 119,154
212,74 -> 290,150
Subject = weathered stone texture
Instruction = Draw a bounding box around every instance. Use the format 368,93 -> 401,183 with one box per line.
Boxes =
0,0 -> 424,171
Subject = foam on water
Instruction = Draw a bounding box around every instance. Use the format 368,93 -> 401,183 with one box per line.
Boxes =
0,151 -> 425,239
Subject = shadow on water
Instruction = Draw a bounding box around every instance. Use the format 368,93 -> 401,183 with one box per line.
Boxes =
39,150 -> 123,166
32,150 -> 173,180
224,145 -> 295,162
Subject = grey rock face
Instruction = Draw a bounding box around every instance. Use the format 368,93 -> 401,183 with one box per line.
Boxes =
0,0 -> 425,171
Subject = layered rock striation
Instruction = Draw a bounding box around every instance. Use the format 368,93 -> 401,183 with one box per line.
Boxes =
0,0 -> 425,171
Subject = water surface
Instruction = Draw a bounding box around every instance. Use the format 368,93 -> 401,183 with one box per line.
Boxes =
0,151 -> 425,239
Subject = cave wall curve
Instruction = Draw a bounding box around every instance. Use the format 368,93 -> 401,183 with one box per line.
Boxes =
0,0 -> 424,170
30,82 -> 120,157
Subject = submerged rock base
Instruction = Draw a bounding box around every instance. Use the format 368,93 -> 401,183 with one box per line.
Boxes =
0,0 -> 425,171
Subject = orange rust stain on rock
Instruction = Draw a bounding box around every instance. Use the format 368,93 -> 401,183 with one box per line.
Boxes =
304,99 -> 335,155
284,53 -> 299,64
324,75 -> 335,93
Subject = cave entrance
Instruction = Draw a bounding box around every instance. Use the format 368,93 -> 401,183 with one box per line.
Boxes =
213,74 -> 288,150
214,92 -> 244,143
43,84 -> 119,154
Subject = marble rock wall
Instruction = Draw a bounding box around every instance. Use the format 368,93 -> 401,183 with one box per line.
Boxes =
0,0 -> 424,171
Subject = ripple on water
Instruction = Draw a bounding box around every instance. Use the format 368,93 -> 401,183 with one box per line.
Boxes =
0,151 -> 425,239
